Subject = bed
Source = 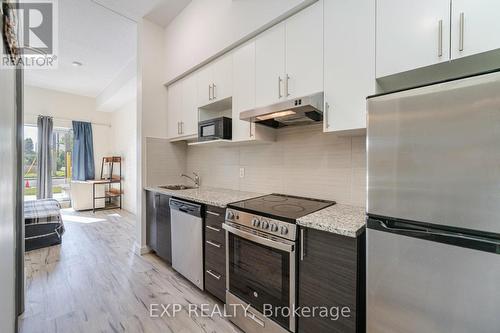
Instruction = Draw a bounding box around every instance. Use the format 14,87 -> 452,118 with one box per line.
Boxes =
24,199 -> 65,251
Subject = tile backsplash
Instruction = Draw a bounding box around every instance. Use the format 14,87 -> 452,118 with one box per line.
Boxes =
187,124 -> 366,207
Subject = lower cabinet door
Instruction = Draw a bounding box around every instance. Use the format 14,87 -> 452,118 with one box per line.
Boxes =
156,194 -> 172,264
298,228 -> 364,333
146,191 -> 158,252
204,205 -> 226,302
205,264 -> 226,302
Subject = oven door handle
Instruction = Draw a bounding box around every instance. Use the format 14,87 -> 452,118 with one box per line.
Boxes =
223,223 -> 294,253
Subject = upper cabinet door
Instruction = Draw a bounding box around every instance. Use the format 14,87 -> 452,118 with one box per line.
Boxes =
376,0 -> 451,78
212,53 -> 233,101
285,1 -> 323,99
181,74 -> 198,137
324,0 -> 375,132
167,80 -> 182,139
451,0 -> 500,60
232,41 -> 256,141
255,23 -> 286,108
196,65 -> 213,107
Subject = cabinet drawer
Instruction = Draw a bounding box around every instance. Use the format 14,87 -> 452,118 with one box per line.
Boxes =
205,263 -> 226,302
205,224 -> 224,244
206,205 -> 225,216
205,238 -> 225,272
206,207 -> 225,226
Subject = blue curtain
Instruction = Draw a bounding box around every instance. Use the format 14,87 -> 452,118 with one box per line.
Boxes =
72,121 -> 95,180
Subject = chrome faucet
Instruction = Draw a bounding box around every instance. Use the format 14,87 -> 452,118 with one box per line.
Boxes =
181,172 -> 200,187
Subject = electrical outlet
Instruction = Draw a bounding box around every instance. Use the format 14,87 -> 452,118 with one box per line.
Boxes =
239,167 -> 245,178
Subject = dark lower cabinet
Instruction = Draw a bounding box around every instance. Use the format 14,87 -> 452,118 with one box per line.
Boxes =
298,228 -> 365,333
146,191 -> 172,264
204,205 -> 226,302
146,191 -> 158,252
156,194 -> 172,264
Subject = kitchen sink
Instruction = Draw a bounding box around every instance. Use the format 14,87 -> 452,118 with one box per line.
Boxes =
159,185 -> 196,191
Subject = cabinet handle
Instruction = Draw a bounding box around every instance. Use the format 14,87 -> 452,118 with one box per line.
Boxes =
206,225 -> 221,232
438,19 -> 443,57
285,74 -> 290,97
459,12 -> 465,51
249,123 -> 253,138
206,240 -> 221,248
206,210 -> 220,217
300,228 -> 306,261
177,122 -> 180,134
213,83 -> 216,99
278,76 -> 283,99
206,269 -> 222,280
325,102 -> 330,129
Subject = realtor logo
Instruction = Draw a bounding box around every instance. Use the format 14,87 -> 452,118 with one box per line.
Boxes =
1,0 -> 58,69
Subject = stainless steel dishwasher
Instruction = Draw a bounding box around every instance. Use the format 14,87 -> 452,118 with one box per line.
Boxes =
169,198 -> 204,290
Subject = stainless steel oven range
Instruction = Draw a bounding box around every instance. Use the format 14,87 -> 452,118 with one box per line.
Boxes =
223,194 -> 334,333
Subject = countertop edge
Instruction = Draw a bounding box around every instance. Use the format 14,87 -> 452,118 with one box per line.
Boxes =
145,186 -> 228,208
296,204 -> 367,238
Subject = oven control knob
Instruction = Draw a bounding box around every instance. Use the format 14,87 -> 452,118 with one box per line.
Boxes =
226,210 -> 235,220
280,226 -> 289,235
252,217 -> 260,227
270,223 -> 278,232
261,220 -> 269,230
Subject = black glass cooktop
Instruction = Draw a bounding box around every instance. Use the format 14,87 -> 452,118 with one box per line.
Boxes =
228,194 -> 335,223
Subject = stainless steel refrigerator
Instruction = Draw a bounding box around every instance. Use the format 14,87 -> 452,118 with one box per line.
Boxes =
367,71 -> 500,333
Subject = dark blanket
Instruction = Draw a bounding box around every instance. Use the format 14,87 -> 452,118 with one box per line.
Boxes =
24,199 -> 65,251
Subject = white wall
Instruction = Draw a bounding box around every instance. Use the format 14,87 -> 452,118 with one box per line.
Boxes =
0,62 -> 16,333
137,19 -> 175,252
110,101 -> 137,214
163,0 -> 316,82
24,85 -> 113,176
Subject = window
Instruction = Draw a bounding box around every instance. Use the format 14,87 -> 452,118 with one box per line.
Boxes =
24,125 -> 38,200
24,125 -> 73,202
52,128 -> 73,202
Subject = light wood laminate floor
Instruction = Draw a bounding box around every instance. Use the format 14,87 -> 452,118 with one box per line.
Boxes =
19,209 -> 241,333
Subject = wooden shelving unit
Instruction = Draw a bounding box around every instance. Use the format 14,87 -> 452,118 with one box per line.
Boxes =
92,157 -> 122,213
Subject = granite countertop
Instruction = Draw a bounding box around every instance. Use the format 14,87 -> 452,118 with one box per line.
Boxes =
146,185 -> 365,237
296,204 -> 366,238
145,185 -> 264,208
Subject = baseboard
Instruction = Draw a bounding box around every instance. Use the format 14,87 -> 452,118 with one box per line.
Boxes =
134,242 -> 151,255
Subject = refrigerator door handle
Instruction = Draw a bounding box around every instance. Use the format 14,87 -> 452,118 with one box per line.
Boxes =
375,219 -> 500,246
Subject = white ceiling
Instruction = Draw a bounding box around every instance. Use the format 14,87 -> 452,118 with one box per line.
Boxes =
25,0 -> 191,98
145,0 -> 192,27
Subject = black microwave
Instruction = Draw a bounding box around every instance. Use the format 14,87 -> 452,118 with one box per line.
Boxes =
198,117 -> 232,141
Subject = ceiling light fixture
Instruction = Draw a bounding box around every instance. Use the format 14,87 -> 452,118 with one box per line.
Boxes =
72,61 -> 83,67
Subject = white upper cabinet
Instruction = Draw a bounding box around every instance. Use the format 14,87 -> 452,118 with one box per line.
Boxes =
196,65 -> 213,107
324,0 -> 376,132
451,0 -> 500,59
167,80 -> 183,139
168,74 -> 198,140
181,74 -> 198,137
376,0 -> 451,78
232,41 -> 256,141
285,0 -> 323,99
255,23 -> 286,108
256,2 -> 323,106
212,54 -> 233,101
196,53 -> 233,107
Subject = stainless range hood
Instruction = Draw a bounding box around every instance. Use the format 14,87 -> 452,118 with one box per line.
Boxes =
240,92 -> 324,128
